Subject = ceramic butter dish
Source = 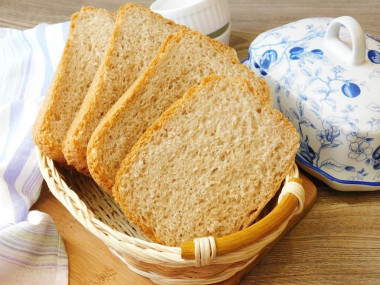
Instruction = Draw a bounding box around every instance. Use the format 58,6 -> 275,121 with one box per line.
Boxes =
245,17 -> 380,191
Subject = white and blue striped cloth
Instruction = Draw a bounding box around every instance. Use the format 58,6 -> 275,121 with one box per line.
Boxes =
0,22 -> 69,284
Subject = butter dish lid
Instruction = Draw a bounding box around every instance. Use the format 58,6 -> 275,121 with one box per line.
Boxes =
245,17 -> 380,191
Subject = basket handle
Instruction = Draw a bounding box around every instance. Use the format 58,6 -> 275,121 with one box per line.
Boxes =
181,166 -> 304,262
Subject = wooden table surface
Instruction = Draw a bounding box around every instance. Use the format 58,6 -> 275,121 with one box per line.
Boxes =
3,0 -> 380,284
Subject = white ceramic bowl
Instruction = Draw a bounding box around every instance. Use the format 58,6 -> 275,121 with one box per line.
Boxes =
246,17 -> 380,191
211,21 -> 231,45
150,0 -> 230,37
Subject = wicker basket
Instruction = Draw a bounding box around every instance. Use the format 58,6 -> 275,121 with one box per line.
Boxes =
37,148 -> 307,285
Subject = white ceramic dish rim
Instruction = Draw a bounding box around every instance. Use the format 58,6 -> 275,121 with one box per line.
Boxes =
297,155 -> 380,191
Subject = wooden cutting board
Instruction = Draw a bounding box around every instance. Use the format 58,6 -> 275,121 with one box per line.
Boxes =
32,172 -> 316,284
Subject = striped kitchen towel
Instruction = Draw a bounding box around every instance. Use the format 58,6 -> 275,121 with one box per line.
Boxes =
0,22 -> 69,284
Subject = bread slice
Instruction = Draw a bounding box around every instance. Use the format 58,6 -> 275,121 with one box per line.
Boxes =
113,75 -> 299,246
62,4 -> 184,174
87,29 -> 271,193
33,7 -> 115,164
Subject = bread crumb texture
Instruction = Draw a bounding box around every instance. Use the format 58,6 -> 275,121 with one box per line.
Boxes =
88,29 -> 270,193
113,75 -> 299,246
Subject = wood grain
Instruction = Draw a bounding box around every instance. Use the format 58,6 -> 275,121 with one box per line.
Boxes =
33,183 -> 152,285
8,0 -> 380,284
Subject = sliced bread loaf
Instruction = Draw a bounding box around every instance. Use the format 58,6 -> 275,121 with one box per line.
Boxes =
87,29 -> 270,193
33,7 -> 115,164
113,75 -> 299,246
62,4 -> 184,174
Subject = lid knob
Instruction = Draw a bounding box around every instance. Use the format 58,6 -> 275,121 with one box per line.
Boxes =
324,16 -> 366,66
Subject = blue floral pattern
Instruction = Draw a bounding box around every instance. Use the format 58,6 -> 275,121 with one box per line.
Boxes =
246,18 -> 380,188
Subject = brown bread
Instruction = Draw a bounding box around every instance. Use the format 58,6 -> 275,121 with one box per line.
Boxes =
87,29 -> 271,193
113,75 -> 299,246
62,4 -> 184,174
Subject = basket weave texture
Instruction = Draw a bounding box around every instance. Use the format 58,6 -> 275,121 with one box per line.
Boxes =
37,148 -> 304,285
